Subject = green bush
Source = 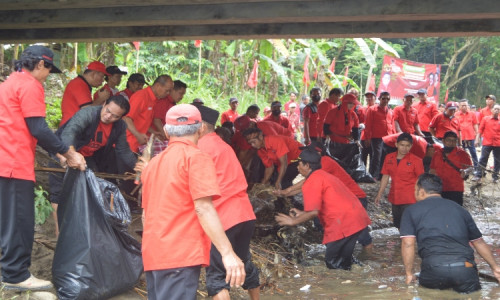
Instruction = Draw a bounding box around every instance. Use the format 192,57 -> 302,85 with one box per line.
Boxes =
34,186 -> 53,225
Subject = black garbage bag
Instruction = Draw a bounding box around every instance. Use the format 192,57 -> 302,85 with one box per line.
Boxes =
52,169 -> 143,300
325,140 -> 375,183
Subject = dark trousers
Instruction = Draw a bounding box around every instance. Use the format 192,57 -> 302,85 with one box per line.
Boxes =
462,140 -> 478,167
325,230 -> 362,270
475,146 -> 500,180
369,138 -> 384,180
441,191 -> 464,206
146,266 -> 201,300
392,204 -> 411,230
356,198 -> 372,246
361,141 -> 371,167
0,177 -> 35,283
206,220 -> 260,296
419,263 -> 480,293
281,161 -> 300,189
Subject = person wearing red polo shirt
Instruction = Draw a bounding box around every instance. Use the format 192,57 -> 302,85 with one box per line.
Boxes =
197,106 -> 260,300
473,104 -> 500,183
93,65 -> 127,100
317,88 -> 343,140
413,88 -> 439,138
60,61 -> 110,126
429,101 -> 461,144
0,46 -> 86,291
430,131 -> 472,206
119,73 -> 146,101
364,91 -> 395,180
275,149 -> 370,270
323,94 -> 360,145
264,101 -> 292,132
456,99 -> 479,167
361,91 -> 377,167
302,87 -> 322,145
394,94 -> 424,136
123,75 -> 173,152
141,104 -> 245,300
243,127 -> 302,190
478,94 -> 496,123
152,80 -> 187,137
375,133 -> 424,230
221,97 -> 240,124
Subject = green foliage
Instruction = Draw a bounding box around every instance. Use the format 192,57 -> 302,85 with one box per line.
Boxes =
34,186 -> 53,225
45,96 -> 62,129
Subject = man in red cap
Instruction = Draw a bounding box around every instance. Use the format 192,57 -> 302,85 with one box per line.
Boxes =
413,88 -> 439,139
429,101 -> 461,144
394,94 -> 424,136
60,61 -> 111,126
221,97 -> 240,124
141,104 -> 245,300
364,91 -> 395,179
93,65 -> 127,100
479,95 -> 496,123
323,93 -> 360,145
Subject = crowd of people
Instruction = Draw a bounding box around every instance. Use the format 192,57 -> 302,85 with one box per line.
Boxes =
1,46 -> 500,297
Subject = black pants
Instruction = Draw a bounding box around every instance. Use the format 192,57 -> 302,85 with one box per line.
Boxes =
206,220 -> 260,296
325,230 -> 362,270
361,141 -> 371,167
369,138 -> 384,180
281,161 -> 299,189
392,204 -> 411,230
146,266 -> 201,300
475,146 -> 500,180
441,191 -> 464,206
0,177 -> 34,284
419,263 -> 480,293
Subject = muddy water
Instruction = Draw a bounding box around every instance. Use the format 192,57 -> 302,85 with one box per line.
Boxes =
261,207 -> 500,300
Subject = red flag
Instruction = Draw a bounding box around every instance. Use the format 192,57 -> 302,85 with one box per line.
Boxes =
132,41 -> 140,51
247,60 -> 258,88
444,88 -> 449,103
313,70 -> 318,80
342,66 -> 349,86
328,57 -> 336,73
194,40 -> 202,48
302,54 -> 310,85
368,74 -> 376,92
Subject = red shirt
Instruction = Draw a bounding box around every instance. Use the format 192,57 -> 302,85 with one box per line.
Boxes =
93,84 -> 118,101
360,105 -> 375,141
263,114 -> 292,131
126,87 -> 157,152
232,121 -> 291,151
60,76 -> 93,126
141,138 -> 221,271
321,156 -> 366,198
198,132 -> 256,230
257,135 -> 302,168
381,152 -> 424,205
393,105 -> 419,134
429,113 -> 461,139
153,95 -> 175,126
364,105 -> 395,139
382,134 -> 433,159
479,107 -> 493,124
430,147 -> 472,192
303,169 -> 370,244
455,111 -> 478,140
414,100 -> 439,132
119,88 -> 134,101
323,104 -> 359,143
78,122 -> 113,157
0,71 -> 46,182
479,116 -> 500,146
302,104 -> 320,138
317,100 -> 337,137
221,109 -> 239,124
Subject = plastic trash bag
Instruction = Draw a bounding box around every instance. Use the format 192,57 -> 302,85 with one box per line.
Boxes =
52,169 -> 143,300
325,140 -> 375,183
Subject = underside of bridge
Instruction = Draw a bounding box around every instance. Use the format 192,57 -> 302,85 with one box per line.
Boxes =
1,0 -> 500,43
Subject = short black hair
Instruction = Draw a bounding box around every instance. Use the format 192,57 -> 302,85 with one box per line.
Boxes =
173,80 -> 187,90
106,95 -> 130,116
246,104 -> 260,114
242,127 -> 262,138
397,132 -> 413,144
379,91 -> 390,98
416,173 -> 442,195
310,87 -> 321,96
329,88 -> 343,97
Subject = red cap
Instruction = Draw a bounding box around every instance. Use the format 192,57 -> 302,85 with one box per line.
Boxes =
86,61 -> 110,75
165,104 -> 202,125
341,94 -> 357,104
445,101 -> 458,109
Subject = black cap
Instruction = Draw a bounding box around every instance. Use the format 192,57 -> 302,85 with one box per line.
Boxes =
417,88 -> 426,94
22,45 -> 62,73
229,97 -> 239,104
397,132 -> 413,144
299,141 -> 324,153
197,105 -> 219,126
271,101 -> 282,107
299,149 -> 321,164
486,94 -> 497,101
192,98 -> 204,104
106,66 -> 127,75
127,73 -> 146,84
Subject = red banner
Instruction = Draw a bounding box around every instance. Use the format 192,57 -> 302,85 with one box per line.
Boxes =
194,40 -> 202,48
247,60 -> 259,88
328,57 -> 336,74
132,41 -> 140,51
342,66 -> 349,87
378,55 -> 441,104
302,54 -> 310,85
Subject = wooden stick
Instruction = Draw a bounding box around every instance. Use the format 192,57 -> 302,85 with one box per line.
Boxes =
110,193 -> 114,212
34,166 -> 135,180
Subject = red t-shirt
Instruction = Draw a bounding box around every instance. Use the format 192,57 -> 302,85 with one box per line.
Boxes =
430,148 -> 472,192
393,105 -> 419,134
479,107 -> 492,124
126,87 -> 157,152
382,134 -> 432,159
141,138 -> 221,271
78,122 -> 113,157
360,105 -> 375,141
303,169 -> 370,244
380,152 -> 424,205
455,111 -> 478,140
479,116 -> 500,146
302,104 -> 320,138
263,114 -> 292,131
198,132 -> 256,230
414,100 -> 439,132
364,105 -> 395,139
317,100 -> 337,137
221,109 -> 239,124
153,95 -> 175,126
60,76 -> 93,126
0,71 -> 46,182
257,135 -> 302,168
429,113 -> 461,139
231,121 -> 291,151
321,156 -> 366,198
323,104 -> 359,143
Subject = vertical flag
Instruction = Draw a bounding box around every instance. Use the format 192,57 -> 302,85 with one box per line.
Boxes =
132,41 -> 140,51
368,74 -> 376,92
302,54 -> 310,85
328,57 -> 336,73
247,60 -> 259,88
342,66 -> 349,87
444,89 -> 449,103
194,40 -> 202,48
